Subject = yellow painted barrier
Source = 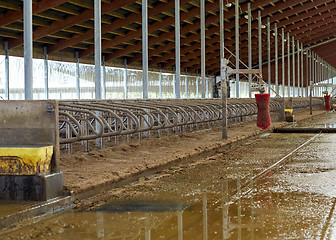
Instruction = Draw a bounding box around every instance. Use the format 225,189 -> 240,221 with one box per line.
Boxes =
0,146 -> 53,175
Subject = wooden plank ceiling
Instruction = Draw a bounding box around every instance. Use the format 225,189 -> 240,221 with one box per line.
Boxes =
0,0 -> 335,78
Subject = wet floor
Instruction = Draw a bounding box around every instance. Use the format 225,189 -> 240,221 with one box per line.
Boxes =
2,112 -> 336,239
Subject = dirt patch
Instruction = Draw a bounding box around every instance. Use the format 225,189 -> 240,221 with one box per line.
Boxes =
60,109 -> 326,195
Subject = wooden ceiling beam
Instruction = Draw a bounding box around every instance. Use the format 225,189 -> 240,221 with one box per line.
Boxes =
7,0 -> 137,49
0,0 -> 69,28
151,1 -> 336,68
129,0 -> 332,66
104,3 -> 220,62
82,0 -> 219,59
48,0 -> 191,54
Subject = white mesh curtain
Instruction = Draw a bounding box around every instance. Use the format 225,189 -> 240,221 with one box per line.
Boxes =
48,60 -> 76,99
105,67 -> 124,99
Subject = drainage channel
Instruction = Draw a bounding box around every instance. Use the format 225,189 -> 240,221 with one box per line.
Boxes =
274,128 -> 336,133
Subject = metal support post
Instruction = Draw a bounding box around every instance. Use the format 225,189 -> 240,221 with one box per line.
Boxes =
220,0 -> 227,139
173,68 -> 176,98
267,17 -> 271,94
287,32 -> 290,97
292,36 -> 295,97
297,40 -> 300,96
221,59 -> 227,139
201,0 -> 206,98
275,23 -> 278,94
281,29 -> 285,97
159,64 -> 162,98
306,49 -> 309,97
196,73 -> 199,98
75,52 -> 80,99
43,47 -> 49,99
4,41 -> 9,100
175,0 -> 181,98
312,52 -> 315,96
185,69 -> 188,98
248,3 -> 252,98
235,0 -> 240,98
24,0 -> 33,100
124,59 -> 128,99
258,11 -> 262,71
94,0 -> 102,100
301,43 -> 304,97
310,54 -> 312,114
94,0 -> 102,148
314,53 -> 316,96
142,0 -> 148,98
102,55 -> 106,99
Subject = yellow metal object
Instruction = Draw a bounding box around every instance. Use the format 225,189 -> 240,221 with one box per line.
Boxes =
285,109 -> 293,116
0,146 -> 53,175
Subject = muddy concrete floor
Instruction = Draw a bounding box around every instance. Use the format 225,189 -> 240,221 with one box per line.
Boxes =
59,110 -> 325,194
2,110 -> 336,239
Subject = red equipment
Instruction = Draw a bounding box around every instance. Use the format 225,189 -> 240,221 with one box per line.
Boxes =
255,93 -> 272,130
324,95 -> 331,111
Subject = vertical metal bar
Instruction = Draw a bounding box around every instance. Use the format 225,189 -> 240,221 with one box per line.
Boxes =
201,0 -> 206,98
310,50 -> 312,114
196,71 -> 199,98
124,59 -> 128,99
43,46 -> 49,99
159,64 -> 162,98
235,0 -> 240,98
173,67 -> 176,98
297,40 -> 300,96
102,55 -> 106,99
175,0 -> 181,99
248,3 -> 252,98
301,43 -> 304,97
24,0 -> 33,100
312,52 -> 314,96
267,17 -> 271,94
281,29 -> 285,97
220,0 -> 224,67
4,41 -> 9,100
185,69 -> 188,98
292,36 -> 295,97
206,74 -> 209,98
287,32 -> 290,97
221,59 -> 228,139
220,0 -> 227,139
94,0 -> 102,100
258,11 -> 262,71
142,0 -> 149,98
306,49 -> 309,97
94,0 -> 103,148
275,23 -> 278,94
76,52 -> 80,99
314,52 -> 316,96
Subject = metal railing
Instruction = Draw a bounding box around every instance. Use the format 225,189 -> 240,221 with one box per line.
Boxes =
58,98 -> 323,152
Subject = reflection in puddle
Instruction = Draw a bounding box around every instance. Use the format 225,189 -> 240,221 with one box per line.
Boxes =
62,172 -> 332,240
94,201 -> 188,213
